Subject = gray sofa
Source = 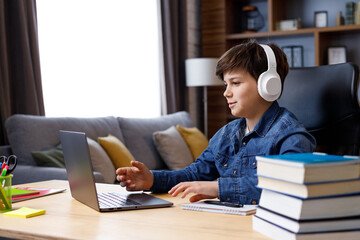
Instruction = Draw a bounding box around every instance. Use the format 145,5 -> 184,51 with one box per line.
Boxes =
1,111 -> 194,185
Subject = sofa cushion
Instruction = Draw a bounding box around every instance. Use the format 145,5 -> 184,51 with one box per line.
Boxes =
5,114 -> 124,166
31,144 -> 65,168
153,126 -> 193,170
31,138 -> 116,183
87,138 -> 116,183
117,111 -> 194,170
98,134 -> 133,169
176,125 -> 209,160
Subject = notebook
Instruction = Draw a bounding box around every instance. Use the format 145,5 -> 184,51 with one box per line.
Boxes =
182,201 -> 257,215
59,130 -> 173,212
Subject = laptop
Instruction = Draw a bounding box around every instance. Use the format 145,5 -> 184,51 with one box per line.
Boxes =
59,130 -> 173,212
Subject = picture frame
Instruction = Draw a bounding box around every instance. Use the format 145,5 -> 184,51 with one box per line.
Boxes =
328,46 -> 347,65
314,11 -> 328,28
282,45 -> 304,68
292,46 -> 304,67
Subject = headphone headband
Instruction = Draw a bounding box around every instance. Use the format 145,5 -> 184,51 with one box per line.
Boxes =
260,44 -> 277,70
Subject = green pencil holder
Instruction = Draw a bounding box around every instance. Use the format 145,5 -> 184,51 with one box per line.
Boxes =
0,174 -> 12,212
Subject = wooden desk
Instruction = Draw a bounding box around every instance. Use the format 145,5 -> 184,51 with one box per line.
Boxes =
0,180 -> 269,240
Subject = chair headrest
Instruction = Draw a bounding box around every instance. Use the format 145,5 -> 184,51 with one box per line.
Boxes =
278,63 -> 360,131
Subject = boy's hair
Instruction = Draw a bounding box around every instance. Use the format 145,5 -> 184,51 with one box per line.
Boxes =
216,40 -> 289,90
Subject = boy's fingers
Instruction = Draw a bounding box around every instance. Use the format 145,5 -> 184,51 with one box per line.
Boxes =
171,185 -> 187,197
189,194 -> 204,203
116,168 -> 128,175
168,184 -> 179,194
131,161 -> 146,171
116,175 -> 121,182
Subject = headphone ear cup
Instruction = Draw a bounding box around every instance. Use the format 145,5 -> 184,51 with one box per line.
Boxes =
259,44 -> 282,102
257,70 -> 282,102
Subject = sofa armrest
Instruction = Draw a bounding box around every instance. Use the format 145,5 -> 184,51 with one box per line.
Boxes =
11,165 -> 105,185
0,145 -> 12,156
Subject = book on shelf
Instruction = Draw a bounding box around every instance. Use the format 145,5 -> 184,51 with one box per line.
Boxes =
181,201 -> 257,215
346,2 -> 355,25
258,189 -> 360,220
355,2 -> 360,25
255,206 -> 360,233
256,152 -> 360,184
252,215 -> 360,240
257,175 -> 360,198
11,187 -> 66,203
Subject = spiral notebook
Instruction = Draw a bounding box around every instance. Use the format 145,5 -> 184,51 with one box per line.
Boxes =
182,201 -> 257,215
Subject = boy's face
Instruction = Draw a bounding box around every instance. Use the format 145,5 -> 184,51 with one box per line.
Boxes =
223,69 -> 265,118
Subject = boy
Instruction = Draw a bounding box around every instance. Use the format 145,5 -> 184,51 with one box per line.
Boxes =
116,40 -> 316,204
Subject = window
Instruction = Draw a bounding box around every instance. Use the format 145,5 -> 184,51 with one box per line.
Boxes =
37,0 -> 161,118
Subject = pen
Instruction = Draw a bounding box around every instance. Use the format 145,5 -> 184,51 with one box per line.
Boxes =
0,169 -> 10,209
0,165 -> 8,177
0,183 -> 10,209
0,162 -> 5,172
204,200 -> 243,208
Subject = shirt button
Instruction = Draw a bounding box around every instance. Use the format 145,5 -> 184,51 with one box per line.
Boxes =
227,197 -> 231,201
233,170 -> 237,174
243,142 -> 247,146
252,162 -> 256,166
224,163 -> 228,167
252,201 -> 257,205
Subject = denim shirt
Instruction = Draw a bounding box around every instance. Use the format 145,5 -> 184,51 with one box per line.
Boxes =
150,101 -> 316,204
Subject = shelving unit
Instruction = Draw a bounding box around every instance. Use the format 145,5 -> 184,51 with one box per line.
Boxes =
227,24 -> 360,65
224,0 -> 360,66
201,0 -> 360,137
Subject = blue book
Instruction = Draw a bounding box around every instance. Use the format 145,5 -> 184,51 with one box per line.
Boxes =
256,153 -> 360,184
346,2 -> 355,25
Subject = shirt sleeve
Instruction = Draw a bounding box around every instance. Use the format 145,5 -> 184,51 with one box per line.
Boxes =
278,129 -> 317,154
150,147 -> 220,193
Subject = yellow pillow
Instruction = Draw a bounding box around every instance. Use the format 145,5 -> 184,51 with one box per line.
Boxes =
176,125 -> 209,160
98,134 -> 133,169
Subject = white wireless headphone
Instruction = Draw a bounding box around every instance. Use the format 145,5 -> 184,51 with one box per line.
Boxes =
257,44 -> 282,102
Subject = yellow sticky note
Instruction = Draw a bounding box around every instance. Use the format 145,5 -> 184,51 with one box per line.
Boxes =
3,207 -> 46,218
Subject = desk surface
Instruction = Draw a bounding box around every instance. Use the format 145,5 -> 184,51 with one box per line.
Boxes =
0,180 -> 269,240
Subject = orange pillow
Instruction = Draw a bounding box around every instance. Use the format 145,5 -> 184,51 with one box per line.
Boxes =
98,134 -> 133,169
176,125 -> 209,160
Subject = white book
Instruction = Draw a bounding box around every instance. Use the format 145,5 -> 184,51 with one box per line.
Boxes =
253,215 -> 360,240
259,189 -> 360,220
181,201 -> 257,215
256,207 -> 360,233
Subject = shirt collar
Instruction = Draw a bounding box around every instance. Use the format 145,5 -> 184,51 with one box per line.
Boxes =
230,101 -> 280,144
253,101 -> 280,137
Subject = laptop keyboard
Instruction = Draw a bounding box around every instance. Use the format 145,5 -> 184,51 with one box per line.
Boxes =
98,192 -> 141,209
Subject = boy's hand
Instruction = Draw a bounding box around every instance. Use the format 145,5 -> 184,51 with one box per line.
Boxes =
116,161 -> 154,191
168,181 -> 219,203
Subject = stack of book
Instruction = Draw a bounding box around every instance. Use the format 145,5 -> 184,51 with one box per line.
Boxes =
252,152 -> 360,239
